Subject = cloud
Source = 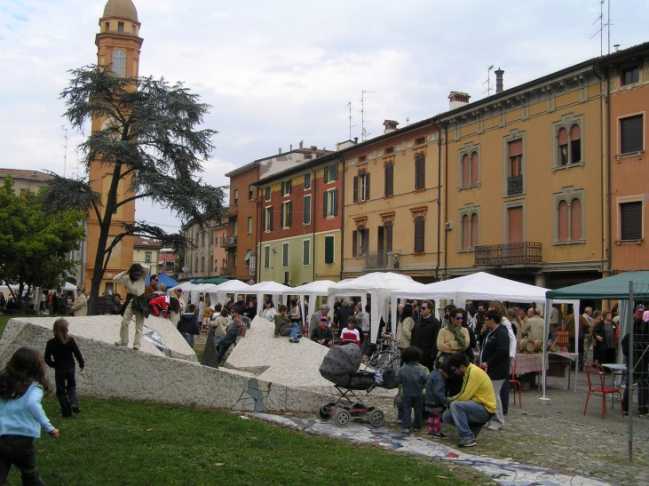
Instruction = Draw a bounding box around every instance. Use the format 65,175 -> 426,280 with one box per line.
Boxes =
2,0 -> 649,229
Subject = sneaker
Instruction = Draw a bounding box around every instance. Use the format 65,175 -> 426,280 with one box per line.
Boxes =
133,346 -> 140,351
430,431 -> 447,438
459,439 -> 477,448
486,423 -> 502,431
400,428 -> 410,435
72,407 -> 80,414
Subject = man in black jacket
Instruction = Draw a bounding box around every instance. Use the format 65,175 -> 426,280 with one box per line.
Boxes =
411,301 -> 441,371
479,309 -> 510,431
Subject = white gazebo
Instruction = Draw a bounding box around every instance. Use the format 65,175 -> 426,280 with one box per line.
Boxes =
283,280 -> 337,328
244,281 -> 291,314
206,280 -> 252,305
329,272 -> 426,342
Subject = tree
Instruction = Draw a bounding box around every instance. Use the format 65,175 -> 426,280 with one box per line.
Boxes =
48,66 -> 224,313
0,177 -> 85,303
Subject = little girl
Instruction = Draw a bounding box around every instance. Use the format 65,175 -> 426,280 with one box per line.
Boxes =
0,347 -> 60,484
45,319 -> 85,417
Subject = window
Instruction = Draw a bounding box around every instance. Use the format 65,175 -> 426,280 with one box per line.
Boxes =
201,256 -> 205,273
104,22 -> 110,32
352,228 -> 369,257
385,147 -> 394,155
507,206 -> 524,243
144,251 -> 152,264
324,235 -> 335,264
264,186 -> 271,201
281,201 -> 292,228
247,217 -> 253,235
282,180 -> 292,196
304,173 -> 311,189
282,243 -> 289,267
620,115 -> 644,154
621,65 -> 640,86
460,150 -> 479,188
556,123 -> 581,166
117,21 -> 125,33
570,199 -> 582,241
264,246 -> 270,268
324,164 -> 337,183
557,128 -> 569,166
248,185 -> 255,200
558,200 -> 569,242
471,213 -> 479,247
620,201 -> 643,241
264,206 -> 273,232
384,162 -> 394,197
233,189 -> 239,206
570,125 -> 581,163
507,139 -> 523,195
415,137 -> 426,146
112,48 -> 127,77
303,195 -> 312,225
414,153 -> 425,190
303,240 -> 310,265
414,216 -> 425,253
460,211 -> 479,250
323,189 -> 337,217
353,171 -> 370,202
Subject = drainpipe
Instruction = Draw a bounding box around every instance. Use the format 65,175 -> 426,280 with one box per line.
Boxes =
312,167 -> 316,281
593,63 -> 611,276
436,126 -> 442,280
339,159 -> 345,281
443,125 -> 449,278
605,66 -> 612,276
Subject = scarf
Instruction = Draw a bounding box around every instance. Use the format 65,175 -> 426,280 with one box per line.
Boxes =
447,322 -> 466,350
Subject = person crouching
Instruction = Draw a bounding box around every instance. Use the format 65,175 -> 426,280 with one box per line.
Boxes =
397,346 -> 429,434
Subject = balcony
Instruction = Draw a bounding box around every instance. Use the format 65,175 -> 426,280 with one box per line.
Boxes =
364,252 -> 399,271
507,175 -> 523,196
474,242 -> 542,267
220,236 -> 237,249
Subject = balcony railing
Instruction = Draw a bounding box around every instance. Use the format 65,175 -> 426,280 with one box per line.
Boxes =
364,252 -> 399,271
220,236 -> 237,249
474,242 -> 542,267
507,175 -> 523,196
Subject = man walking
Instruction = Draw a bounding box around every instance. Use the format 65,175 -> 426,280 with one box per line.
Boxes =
480,309 -> 510,431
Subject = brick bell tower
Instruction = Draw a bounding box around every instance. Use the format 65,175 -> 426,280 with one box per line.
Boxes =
84,0 -> 143,295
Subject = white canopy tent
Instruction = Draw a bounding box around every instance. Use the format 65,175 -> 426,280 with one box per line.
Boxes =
242,281 -> 291,314
283,280 -> 337,329
206,280 -> 252,305
329,272 -> 426,343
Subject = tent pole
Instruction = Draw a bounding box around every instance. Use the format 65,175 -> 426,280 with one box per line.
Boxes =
540,297 -> 551,401
574,299 -> 580,393
627,282 -> 634,463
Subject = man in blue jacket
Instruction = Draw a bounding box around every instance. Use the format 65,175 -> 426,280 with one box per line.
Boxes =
479,309 -> 510,431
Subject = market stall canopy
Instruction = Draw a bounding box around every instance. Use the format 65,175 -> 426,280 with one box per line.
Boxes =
247,281 -> 291,294
546,271 -> 649,300
329,272 -> 422,294
285,280 -> 337,296
391,272 -> 548,304
190,276 -> 229,285
211,280 -> 252,293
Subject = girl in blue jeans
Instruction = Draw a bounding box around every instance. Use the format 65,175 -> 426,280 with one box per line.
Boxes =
0,347 -> 60,485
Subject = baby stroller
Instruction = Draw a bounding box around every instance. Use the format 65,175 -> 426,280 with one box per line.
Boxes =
319,344 -> 398,428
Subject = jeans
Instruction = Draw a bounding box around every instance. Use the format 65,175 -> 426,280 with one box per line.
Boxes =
182,333 -> 195,347
289,323 -> 302,342
55,368 -> 79,417
442,400 -> 492,441
400,395 -> 424,430
120,303 -> 145,348
0,435 -> 44,486
489,379 -> 505,428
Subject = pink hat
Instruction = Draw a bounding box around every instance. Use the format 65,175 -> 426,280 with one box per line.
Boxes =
642,310 -> 649,323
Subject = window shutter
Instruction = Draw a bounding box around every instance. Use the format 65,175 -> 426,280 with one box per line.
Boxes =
462,214 -> 470,250
332,190 -> 338,216
470,152 -> 479,185
287,202 -> 292,227
262,207 -> 266,229
362,229 -> 369,255
620,115 -> 643,154
470,213 -> 479,247
385,164 -> 394,196
415,153 -> 425,189
323,191 -> 328,217
352,231 -> 358,257
570,199 -> 582,240
269,208 -> 274,231
331,164 -> 337,180
385,222 -> 393,252
325,237 -> 334,264
365,173 -> 371,200
353,176 -> 359,202
621,201 -> 642,240
414,216 -> 425,253
558,201 -> 569,241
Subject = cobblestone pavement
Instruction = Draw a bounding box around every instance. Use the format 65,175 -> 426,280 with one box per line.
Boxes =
373,375 -> 649,486
254,413 -> 608,486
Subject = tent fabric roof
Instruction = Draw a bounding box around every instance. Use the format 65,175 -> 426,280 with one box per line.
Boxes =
247,281 -> 291,294
547,271 -> 649,300
330,272 -> 421,293
392,272 -> 548,303
210,280 -> 252,293
284,280 -> 337,296
190,277 -> 229,285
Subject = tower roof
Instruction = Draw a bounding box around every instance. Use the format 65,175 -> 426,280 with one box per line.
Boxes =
102,0 -> 138,22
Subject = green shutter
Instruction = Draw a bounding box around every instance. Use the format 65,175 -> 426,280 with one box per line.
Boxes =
325,236 -> 334,264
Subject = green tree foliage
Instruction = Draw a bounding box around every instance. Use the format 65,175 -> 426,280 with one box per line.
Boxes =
0,177 -> 84,295
48,66 -> 224,313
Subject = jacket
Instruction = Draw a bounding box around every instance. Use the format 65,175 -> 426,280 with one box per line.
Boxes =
479,324 -> 510,380
397,362 -> 429,398
436,326 -> 470,354
0,383 -> 55,438
45,337 -> 85,371
410,315 -> 441,369
450,364 -> 497,414
177,312 -> 200,335
113,271 -> 145,297
71,293 -> 88,316
425,369 -> 448,408
398,317 -> 415,349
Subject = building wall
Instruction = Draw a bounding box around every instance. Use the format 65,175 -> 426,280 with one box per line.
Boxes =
258,234 -> 314,285
133,247 -> 160,275
228,167 -> 259,281
443,73 -> 606,286
212,226 -> 229,276
610,56 -> 649,271
314,230 -> 342,280
342,126 -> 441,281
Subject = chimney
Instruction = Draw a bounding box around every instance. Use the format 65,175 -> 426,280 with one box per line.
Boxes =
278,147 -> 282,154
299,140 -> 304,149
289,144 -> 293,151
495,68 -> 504,93
448,91 -> 471,110
383,119 -> 399,134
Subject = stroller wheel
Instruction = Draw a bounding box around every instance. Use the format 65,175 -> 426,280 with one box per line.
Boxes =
333,408 -> 351,427
319,403 -> 333,420
368,409 -> 384,428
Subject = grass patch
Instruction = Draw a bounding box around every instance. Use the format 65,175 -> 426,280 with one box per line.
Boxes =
5,397 -> 488,485
0,315 -> 11,336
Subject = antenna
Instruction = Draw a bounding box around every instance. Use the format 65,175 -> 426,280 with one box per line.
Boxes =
606,0 -> 612,55
347,101 -> 353,140
485,65 -> 494,96
360,89 -> 375,142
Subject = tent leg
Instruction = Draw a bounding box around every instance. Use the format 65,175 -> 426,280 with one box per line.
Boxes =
539,297 -> 551,401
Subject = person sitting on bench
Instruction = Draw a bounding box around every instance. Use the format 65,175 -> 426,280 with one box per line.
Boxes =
442,352 -> 496,448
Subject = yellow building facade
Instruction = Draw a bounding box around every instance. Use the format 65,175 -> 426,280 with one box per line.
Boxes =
84,0 -> 142,294
439,64 -> 607,287
342,123 -> 441,281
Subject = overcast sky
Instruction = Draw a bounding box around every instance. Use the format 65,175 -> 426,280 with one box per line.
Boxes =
1,0 -> 648,231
